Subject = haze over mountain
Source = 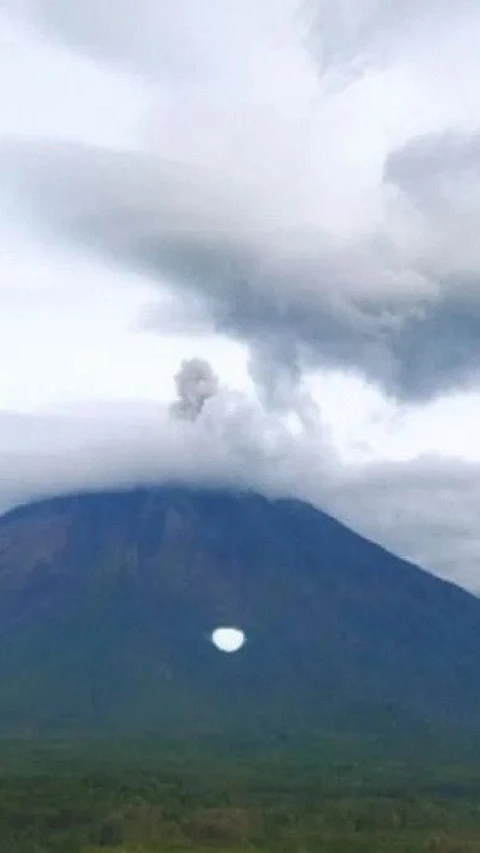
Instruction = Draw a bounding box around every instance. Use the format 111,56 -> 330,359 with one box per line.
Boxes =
0,484 -> 479,738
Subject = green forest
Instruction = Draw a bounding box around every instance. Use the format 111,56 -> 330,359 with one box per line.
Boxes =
2,734 -> 480,852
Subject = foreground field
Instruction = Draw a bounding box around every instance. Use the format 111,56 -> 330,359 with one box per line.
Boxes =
2,735 -> 480,852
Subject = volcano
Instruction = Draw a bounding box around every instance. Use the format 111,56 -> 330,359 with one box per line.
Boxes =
0,486 -> 478,737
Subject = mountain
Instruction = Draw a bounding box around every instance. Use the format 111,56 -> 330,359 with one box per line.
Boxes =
0,485 -> 479,738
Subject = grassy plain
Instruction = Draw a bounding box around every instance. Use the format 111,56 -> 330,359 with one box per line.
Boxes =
1,733 -> 480,851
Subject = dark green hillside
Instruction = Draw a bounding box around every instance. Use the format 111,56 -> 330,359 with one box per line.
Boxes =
0,486 -> 479,736
1,736 -> 480,852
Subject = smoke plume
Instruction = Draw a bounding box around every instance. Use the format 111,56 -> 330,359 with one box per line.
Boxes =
170,358 -> 219,421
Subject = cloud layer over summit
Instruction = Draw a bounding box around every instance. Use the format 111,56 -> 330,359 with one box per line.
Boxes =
0,0 -> 480,588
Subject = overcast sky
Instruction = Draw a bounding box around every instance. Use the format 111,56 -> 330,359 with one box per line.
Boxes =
0,0 -> 480,590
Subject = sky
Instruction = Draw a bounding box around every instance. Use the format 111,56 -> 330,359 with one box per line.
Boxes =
0,0 -> 480,589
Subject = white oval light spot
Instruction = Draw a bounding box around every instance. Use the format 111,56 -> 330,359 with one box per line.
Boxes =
211,627 -> 246,654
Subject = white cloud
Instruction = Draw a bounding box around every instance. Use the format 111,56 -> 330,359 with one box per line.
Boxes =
0,8 -> 150,146
3,0 -> 480,397
327,459 -> 480,591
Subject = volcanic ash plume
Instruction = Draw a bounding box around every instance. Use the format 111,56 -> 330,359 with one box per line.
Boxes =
170,358 -> 219,421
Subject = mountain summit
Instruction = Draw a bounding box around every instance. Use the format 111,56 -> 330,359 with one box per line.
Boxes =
0,486 -> 479,736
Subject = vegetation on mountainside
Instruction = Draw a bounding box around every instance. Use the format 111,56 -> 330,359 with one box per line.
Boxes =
2,736 -> 480,852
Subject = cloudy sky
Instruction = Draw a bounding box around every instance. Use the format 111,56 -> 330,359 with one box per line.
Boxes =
0,0 -> 480,590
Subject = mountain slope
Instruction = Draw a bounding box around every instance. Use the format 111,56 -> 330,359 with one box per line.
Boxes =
0,486 -> 478,735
